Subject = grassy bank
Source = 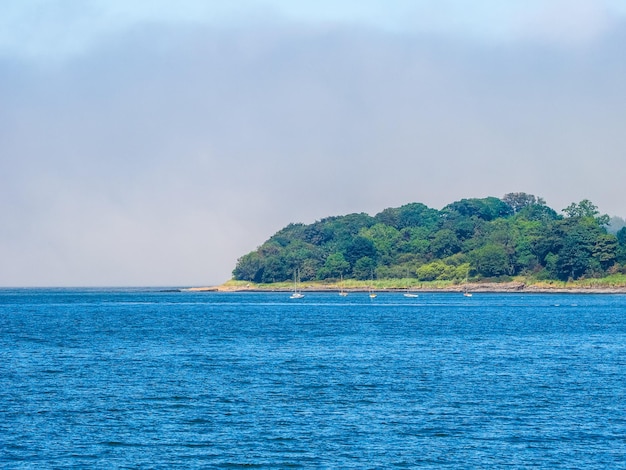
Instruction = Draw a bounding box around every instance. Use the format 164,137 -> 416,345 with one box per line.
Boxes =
210,274 -> 626,292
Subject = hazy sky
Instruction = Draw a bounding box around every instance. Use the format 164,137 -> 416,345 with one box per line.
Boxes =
2,0 -> 626,286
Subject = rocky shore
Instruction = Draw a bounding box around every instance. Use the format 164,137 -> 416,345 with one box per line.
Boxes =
185,281 -> 626,294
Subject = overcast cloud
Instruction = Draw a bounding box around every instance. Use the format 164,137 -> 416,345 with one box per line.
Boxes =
1,1 -> 625,286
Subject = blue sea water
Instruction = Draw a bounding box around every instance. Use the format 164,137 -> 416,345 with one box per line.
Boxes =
1,289 -> 626,469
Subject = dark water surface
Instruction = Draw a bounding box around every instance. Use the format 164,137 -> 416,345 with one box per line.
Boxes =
1,289 -> 625,468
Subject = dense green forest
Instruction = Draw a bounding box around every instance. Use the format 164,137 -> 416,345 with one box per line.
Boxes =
233,193 -> 626,284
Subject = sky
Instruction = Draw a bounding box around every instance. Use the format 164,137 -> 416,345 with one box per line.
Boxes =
1,0 -> 626,287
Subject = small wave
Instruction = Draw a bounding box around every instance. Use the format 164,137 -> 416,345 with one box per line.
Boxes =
185,418 -> 213,425
99,441 -> 145,447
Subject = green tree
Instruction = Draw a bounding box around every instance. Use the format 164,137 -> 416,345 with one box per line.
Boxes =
361,223 -> 401,265
430,229 -> 461,258
556,236 -> 594,280
469,244 -> 510,278
400,227 -> 431,256
345,236 -> 378,268
375,203 -> 440,230
552,221 -> 604,280
353,257 -> 377,280
260,256 -> 289,283
616,227 -> 626,264
563,199 -> 610,226
563,199 -> 600,218
416,261 -> 447,281
232,252 -> 263,282
319,252 -> 350,279
516,203 -> 559,222
593,234 -> 618,270
544,252 -> 559,278
502,192 -> 546,213
444,197 -> 513,221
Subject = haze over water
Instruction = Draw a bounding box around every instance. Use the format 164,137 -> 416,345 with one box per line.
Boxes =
2,289 -> 625,467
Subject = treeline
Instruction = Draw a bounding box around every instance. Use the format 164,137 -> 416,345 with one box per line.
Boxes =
233,193 -> 626,283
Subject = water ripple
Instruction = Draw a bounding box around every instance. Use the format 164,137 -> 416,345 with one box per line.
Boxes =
1,290 -> 626,468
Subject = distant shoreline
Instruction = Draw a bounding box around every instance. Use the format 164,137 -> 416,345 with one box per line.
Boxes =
185,281 -> 626,294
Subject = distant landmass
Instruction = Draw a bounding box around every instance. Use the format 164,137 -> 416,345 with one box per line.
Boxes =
232,193 -> 626,285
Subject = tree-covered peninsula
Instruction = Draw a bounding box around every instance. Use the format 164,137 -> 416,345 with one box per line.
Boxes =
232,193 -> 626,285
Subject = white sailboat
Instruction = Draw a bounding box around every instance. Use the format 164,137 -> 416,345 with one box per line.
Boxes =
369,272 -> 377,298
463,279 -> 472,297
339,275 -> 348,297
403,268 -> 418,297
463,275 -> 472,297
290,269 -> 304,299
463,284 -> 472,297
368,284 -> 377,299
